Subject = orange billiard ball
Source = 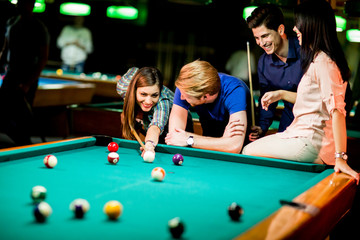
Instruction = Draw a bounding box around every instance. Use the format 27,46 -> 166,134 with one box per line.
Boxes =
151,167 -> 165,181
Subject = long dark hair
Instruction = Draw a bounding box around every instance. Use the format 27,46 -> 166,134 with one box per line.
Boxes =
122,67 -> 163,140
294,0 -> 350,82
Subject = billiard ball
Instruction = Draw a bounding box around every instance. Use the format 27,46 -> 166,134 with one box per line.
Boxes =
44,155 -> 57,168
34,201 -> 52,223
31,185 -> 47,203
228,202 -> 244,221
168,217 -> 185,239
103,200 -> 123,220
107,142 -> 119,152
108,152 -> 119,164
151,167 -> 165,181
143,151 -> 155,163
70,198 -> 90,218
92,72 -> 101,79
172,154 -> 184,165
56,68 -> 63,76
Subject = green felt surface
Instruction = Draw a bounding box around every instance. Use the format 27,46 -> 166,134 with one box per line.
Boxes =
0,137 -> 331,240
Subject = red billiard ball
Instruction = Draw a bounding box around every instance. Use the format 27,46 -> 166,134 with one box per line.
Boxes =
44,155 -> 57,168
172,154 -> 184,165
107,142 -> 119,152
228,202 -> 244,221
108,152 -> 119,164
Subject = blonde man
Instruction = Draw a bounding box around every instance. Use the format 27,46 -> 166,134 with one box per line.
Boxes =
165,60 -> 251,153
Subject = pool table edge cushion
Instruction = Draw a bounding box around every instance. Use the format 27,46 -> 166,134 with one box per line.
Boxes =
0,136 -> 326,173
235,172 -> 357,240
0,136 -> 95,162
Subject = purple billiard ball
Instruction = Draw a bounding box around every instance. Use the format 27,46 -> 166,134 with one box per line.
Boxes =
172,154 -> 184,165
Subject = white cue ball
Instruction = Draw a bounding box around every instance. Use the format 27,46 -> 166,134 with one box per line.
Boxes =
143,151 -> 155,163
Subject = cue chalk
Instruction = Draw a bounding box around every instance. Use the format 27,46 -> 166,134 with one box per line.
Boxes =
279,200 -> 320,216
130,127 -> 146,149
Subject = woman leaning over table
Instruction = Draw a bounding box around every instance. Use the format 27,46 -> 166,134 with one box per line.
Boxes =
116,67 -> 174,157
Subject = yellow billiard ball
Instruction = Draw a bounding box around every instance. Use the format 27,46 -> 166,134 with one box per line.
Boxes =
103,200 -> 123,220
56,69 -> 63,76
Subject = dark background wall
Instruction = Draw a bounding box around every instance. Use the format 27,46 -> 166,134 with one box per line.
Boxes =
0,0 -> 355,91
0,0 -> 266,89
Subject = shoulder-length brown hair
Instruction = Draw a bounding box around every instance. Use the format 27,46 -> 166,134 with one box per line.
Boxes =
122,67 -> 163,140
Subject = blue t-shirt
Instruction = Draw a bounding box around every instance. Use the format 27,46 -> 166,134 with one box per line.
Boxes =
174,73 -> 250,137
257,36 -> 303,133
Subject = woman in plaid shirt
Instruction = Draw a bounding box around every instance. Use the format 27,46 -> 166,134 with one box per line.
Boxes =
117,67 -> 175,156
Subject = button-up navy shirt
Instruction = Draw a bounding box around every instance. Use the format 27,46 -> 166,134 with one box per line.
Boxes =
257,36 -> 303,133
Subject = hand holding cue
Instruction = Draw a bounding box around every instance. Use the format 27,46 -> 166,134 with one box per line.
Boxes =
247,41 -> 256,127
130,127 -> 146,149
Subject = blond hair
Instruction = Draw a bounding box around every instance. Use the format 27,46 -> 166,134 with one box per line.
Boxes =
175,60 -> 220,99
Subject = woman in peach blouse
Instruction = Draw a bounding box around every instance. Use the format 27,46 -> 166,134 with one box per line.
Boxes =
242,0 -> 359,183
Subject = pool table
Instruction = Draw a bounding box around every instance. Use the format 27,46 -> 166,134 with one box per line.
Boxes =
69,102 -> 203,138
41,69 -> 121,100
0,136 -> 356,240
0,77 -> 95,107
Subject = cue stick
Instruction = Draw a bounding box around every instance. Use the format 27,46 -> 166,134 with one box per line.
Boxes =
247,41 -> 256,127
130,126 -> 146,149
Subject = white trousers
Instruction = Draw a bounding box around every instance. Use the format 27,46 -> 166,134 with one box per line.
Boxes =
242,134 -> 322,164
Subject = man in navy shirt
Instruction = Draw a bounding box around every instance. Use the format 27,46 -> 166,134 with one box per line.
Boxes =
165,60 -> 251,153
246,4 -> 303,141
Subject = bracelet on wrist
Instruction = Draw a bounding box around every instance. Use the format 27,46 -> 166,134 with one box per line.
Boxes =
145,140 -> 156,148
335,152 -> 348,161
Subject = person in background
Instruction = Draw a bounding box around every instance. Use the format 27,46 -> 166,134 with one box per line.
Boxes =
57,16 -> 93,73
246,4 -> 302,141
165,60 -> 250,153
117,67 -> 193,157
225,47 -> 256,84
0,0 -> 49,146
242,0 -> 359,183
